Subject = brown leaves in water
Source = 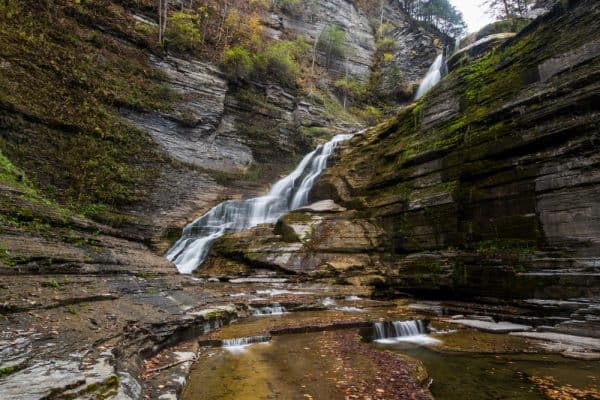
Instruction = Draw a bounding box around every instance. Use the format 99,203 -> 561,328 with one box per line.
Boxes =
529,376 -> 600,400
321,331 -> 433,400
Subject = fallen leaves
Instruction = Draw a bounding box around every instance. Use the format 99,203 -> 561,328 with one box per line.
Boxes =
529,375 -> 600,400
320,331 -> 433,400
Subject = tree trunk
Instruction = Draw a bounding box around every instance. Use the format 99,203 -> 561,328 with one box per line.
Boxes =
502,0 -> 511,18
161,0 -> 169,45
158,0 -> 163,44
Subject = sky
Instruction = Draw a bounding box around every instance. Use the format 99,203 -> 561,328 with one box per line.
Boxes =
450,0 -> 496,34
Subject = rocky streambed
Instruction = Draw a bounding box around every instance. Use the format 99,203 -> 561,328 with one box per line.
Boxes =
1,276 -> 599,399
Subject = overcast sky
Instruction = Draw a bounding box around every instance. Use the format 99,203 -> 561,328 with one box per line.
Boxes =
451,0 -> 496,34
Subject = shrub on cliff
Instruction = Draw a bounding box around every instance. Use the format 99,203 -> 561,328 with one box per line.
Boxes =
318,25 -> 346,67
257,40 -> 309,87
351,105 -> 383,125
220,46 -> 254,80
334,77 -> 366,104
167,11 -> 201,52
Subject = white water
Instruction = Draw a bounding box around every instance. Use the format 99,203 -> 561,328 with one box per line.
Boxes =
335,306 -> 364,313
414,53 -> 444,100
166,133 -> 354,274
373,320 -> 440,345
248,303 -> 287,316
222,336 -> 271,352
255,289 -> 313,296
322,297 -> 337,306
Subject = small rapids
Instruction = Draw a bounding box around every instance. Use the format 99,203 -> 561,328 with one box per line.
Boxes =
248,303 -> 287,316
221,336 -> 271,352
322,297 -> 364,312
166,133 -> 354,274
373,320 -> 440,345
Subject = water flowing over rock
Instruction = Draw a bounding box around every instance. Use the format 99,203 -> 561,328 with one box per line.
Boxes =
166,134 -> 353,273
414,54 -> 444,99
373,320 -> 440,345
248,304 -> 287,316
221,336 -> 271,348
373,320 -> 427,340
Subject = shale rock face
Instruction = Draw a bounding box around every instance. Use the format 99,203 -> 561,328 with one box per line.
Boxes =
269,0 -> 375,80
379,0 -> 445,90
316,0 -> 600,300
203,203 -> 387,284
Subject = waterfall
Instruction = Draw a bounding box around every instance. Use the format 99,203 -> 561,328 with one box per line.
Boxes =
373,320 -> 427,340
455,36 -> 461,53
372,320 -> 440,345
222,336 -> 271,352
414,53 -> 444,100
166,133 -> 354,274
248,303 -> 287,316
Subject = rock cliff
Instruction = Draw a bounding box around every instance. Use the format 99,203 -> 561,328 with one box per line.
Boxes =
206,0 -> 600,332
0,1 -> 445,398
0,0 -> 442,269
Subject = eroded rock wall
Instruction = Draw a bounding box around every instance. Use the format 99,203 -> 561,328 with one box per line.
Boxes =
208,0 -> 600,305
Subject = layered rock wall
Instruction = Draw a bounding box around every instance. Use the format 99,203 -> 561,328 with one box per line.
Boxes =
208,0 -> 600,306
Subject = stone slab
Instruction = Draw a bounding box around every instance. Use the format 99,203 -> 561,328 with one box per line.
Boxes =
445,319 -> 532,333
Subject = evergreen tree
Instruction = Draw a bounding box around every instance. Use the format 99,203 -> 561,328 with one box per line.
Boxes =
398,0 -> 467,37
483,0 -> 534,19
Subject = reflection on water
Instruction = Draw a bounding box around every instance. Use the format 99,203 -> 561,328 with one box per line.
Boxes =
376,340 -> 600,400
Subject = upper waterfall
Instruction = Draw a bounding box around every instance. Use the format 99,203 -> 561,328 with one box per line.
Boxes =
414,53 -> 444,100
166,133 -> 354,274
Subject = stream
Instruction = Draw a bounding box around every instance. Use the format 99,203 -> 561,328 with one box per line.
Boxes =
182,305 -> 600,400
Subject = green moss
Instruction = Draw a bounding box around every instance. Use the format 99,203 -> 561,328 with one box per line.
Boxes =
0,243 -> 15,266
451,261 -> 468,285
475,239 -> 536,256
66,305 -> 77,315
0,364 -> 25,377
204,310 -> 223,320
281,212 -> 312,224
299,126 -> 333,139
41,278 -> 61,290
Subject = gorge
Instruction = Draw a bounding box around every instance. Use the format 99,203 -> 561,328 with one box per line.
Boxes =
1,0 -> 599,399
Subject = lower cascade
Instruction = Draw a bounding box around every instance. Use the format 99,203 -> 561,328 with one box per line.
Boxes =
166,133 -> 354,274
248,303 -> 287,316
373,320 -> 427,340
221,336 -> 271,348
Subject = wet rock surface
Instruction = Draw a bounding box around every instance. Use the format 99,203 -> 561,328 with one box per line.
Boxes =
2,276 -> 599,399
444,319 -> 532,333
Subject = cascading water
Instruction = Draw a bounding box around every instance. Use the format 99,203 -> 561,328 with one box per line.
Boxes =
166,133 -> 354,274
372,320 -> 440,345
248,303 -> 287,316
414,53 -> 444,100
373,320 -> 427,339
221,336 -> 271,352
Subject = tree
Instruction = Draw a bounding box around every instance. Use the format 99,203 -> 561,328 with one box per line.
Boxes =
396,0 -> 467,38
167,11 -> 201,51
158,0 -> 169,45
482,0 -> 534,19
318,24 -> 346,68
